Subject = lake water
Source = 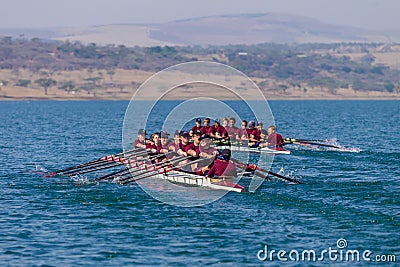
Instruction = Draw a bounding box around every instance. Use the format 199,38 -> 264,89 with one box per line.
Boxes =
0,100 -> 399,266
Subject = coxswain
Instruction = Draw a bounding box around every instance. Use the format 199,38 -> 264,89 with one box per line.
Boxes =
207,149 -> 237,178
190,118 -> 203,136
133,129 -> 147,149
259,125 -> 285,150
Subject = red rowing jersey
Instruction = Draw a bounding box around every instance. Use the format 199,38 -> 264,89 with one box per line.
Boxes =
201,125 -> 213,135
191,125 -> 202,133
225,126 -> 238,139
246,128 -> 258,138
179,142 -> 195,152
134,139 -> 146,148
196,146 -> 218,157
211,125 -> 228,137
266,132 -> 284,148
146,142 -> 161,151
237,128 -> 247,138
159,141 -> 175,153
207,159 -> 237,177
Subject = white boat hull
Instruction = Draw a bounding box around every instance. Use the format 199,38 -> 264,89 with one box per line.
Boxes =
214,145 -> 290,155
154,170 -> 245,193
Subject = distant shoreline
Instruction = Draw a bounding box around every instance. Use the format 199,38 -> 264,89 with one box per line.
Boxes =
0,95 -> 398,101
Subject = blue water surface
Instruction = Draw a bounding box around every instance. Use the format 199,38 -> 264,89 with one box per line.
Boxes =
0,100 -> 399,266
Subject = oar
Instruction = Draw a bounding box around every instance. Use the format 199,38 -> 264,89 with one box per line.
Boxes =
121,156 -> 206,185
60,150 -> 150,176
63,151 -> 169,178
284,138 -> 344,149
94,152 -> 182,182
284,137 -> 338,143
100,155 -> 189,184
117,155 -> 191,183
48,147 -> 146,176
292,141 -> 343,149
213,139 -> 231,146
230,158 -> 303,184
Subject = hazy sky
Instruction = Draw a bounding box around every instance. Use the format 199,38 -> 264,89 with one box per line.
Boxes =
1,0 -> 399,30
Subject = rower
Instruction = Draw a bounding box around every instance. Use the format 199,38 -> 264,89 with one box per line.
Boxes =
187,130 -> 202,157
186,130 -> 203,171
207,149 -> 237,178
169,130 -> 181,152
247,120 -> 259,147
201,117 -> 213,135
196,134 -> 220,175
210,119 -> 228,141
189,118 -> 202,136
198,134 -> 219,159
259,125 -> 285,150
236,120 -> 248,143
222,117 -> 229,129
225,117 -> 238,142
147,132 -> 161,154
256,121 -> 263,141
133,129 -> 147,149
159,131 -> 174,154
176,130 -> 194,156
259,129 -> 268,143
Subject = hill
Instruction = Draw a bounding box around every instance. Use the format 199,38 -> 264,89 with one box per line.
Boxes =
0,38 -> 399,100
1,13 -> 399,47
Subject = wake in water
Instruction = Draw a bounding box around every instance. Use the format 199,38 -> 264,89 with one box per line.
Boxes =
69,174 -> 92,185
27,164 -> 49,175
285,138 -> 361,153
277,166 -> 304,184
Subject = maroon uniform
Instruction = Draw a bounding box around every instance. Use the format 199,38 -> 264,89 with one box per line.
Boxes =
255,129 -> 263,141
207,159 -> 237,177
196,146 -> 218,157
212,125 -> 228,137
226,126 -> 238,139
134,139 -> 146,148
179,142 -> 195,153
237,128 -> 247,138
246,128 -> 258,138
266,132 -> 284,148
201,125 -> 213,135
191,125 -> 202,133
158,141 -> 174,153
146,142 -> 161,151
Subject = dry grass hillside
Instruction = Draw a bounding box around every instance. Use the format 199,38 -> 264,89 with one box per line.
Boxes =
1,67 -> 398,100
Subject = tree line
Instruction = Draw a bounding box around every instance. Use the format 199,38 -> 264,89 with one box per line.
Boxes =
0,37 -> 399,94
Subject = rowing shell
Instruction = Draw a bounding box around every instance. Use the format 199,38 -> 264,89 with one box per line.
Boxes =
214,145 -> 291,155
152,170 -> 245,193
